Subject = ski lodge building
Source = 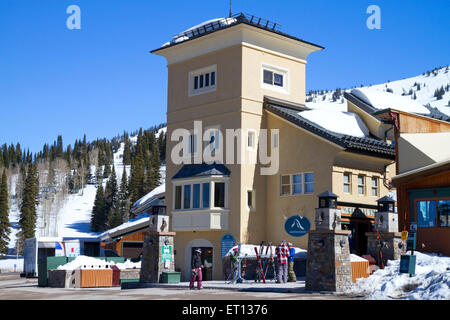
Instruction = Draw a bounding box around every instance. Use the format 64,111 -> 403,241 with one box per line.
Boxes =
150,13 -> 400,281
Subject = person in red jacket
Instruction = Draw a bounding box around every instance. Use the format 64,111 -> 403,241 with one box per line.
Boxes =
275,241 -> 289,283
189,248 -> 204,290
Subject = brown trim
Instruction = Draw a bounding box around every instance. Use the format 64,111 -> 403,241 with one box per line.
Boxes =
392,162 -> 450,186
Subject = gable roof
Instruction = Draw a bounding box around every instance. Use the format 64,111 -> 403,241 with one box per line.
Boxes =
151,13 -> 324,53
264,102 -> 395,159
172,163 -> 231,180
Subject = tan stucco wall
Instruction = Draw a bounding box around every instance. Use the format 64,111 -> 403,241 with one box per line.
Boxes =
159,27 -> 395,281
241,44 -> 306,105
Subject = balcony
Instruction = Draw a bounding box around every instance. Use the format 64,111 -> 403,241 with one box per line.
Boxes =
171,209 -> 229,231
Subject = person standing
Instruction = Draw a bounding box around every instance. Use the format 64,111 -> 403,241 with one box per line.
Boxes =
287,242 -> 296,282
189,248 -> 204,290
275,241 -> 289,283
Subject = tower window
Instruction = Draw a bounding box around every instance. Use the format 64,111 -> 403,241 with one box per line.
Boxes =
189,65 -> 217,96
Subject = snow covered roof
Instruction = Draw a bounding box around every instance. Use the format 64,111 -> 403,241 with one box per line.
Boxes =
299,109 -> 370,138
130,183 -> 165,214
100,212 -> 151,241
351,88 -> 431,115
265,103 -> 395,159
153,13 -> 324,52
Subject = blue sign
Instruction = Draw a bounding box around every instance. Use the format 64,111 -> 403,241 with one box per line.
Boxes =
285,215 -> 310,237
221,234 -> 235,258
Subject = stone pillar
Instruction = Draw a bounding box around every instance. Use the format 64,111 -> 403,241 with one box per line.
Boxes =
139,203 -> 177,283
305,191 -> 352,292
366,196 -> 402,267
140,231 -> 176,283
306,230 -> 353,292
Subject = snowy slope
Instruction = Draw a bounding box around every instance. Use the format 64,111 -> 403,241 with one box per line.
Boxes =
306,66 -> 450,117
4,128 -> 167,252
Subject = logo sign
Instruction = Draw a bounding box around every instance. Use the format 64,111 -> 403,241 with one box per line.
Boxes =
221,234 -> 235,258
161,245 -> 173,263
285,215 -> 310,237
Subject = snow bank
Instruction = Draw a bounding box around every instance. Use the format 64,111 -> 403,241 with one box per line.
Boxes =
114,260 -> 141,270
225,244 -> 307,259
299,109 -> 370,138
352,87 -> 431,115
350,254 -> 368,262
347,252 -> 450,300
57,256 -> 114,270
0,257 -> 23,272
56,255 -> 141,271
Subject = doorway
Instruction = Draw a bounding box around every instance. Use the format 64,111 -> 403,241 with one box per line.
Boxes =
84,242 -> 100,257
191,247 -> 213,281
349,209 -> 373,256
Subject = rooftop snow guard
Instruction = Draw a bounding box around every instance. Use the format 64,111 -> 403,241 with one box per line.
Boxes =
153,13 -> 324,52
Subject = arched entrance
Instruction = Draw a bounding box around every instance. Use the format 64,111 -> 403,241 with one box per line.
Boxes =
349,208 -> 374,256
185,239 -> 214,282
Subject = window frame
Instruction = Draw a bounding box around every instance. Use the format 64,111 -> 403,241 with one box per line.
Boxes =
414,197 -> 450,228
247,129 -> 257,151
280,172 -> 315,196
247,189 -> 256,211
173,178 -> 229,211
371,177 -> 379,197
188,64 -> 217,96
357,175 -> 366,195
261,63 -> 289,94
343,172 -> 352,194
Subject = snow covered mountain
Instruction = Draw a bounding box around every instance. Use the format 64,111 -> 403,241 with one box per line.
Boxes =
5,128 -> 167,253
306,66 -> 450,117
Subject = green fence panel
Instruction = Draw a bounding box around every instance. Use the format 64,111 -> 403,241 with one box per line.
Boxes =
39,256 -> 68,287
160,272 -> 181,283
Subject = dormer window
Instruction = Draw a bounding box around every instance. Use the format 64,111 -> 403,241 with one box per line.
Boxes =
189,65 -> 217,96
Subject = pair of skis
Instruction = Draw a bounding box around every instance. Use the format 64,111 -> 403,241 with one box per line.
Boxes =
254,242 -> 266,283
264,242 -> 277,281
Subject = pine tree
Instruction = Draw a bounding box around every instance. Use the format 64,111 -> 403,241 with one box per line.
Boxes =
123,136 -> 131,166
119,168 -> 130,222
104,165 -> 118,214
103,164 -> 111,179
0,169 -> 11,254
130,144 -> 145,204
90,184 -> 106,232
18,163 -> 39,253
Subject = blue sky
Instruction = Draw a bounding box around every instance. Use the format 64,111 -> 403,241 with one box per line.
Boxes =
0,0 -> 449,153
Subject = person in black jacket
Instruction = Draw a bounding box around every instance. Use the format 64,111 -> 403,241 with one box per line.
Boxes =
189,248 -> 204,290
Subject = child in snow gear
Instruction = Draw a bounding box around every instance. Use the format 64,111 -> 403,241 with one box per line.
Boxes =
275,241 -> 289,283
287,242 -> 296,282
189,248 -> 204,289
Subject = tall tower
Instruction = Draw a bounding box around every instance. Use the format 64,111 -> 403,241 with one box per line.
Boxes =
152,13 -> 323,280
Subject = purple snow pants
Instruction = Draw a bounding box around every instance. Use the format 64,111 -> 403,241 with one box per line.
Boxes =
189,268 -> 203,289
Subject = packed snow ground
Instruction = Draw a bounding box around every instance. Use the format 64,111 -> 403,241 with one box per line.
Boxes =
347,252 -> 450,300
